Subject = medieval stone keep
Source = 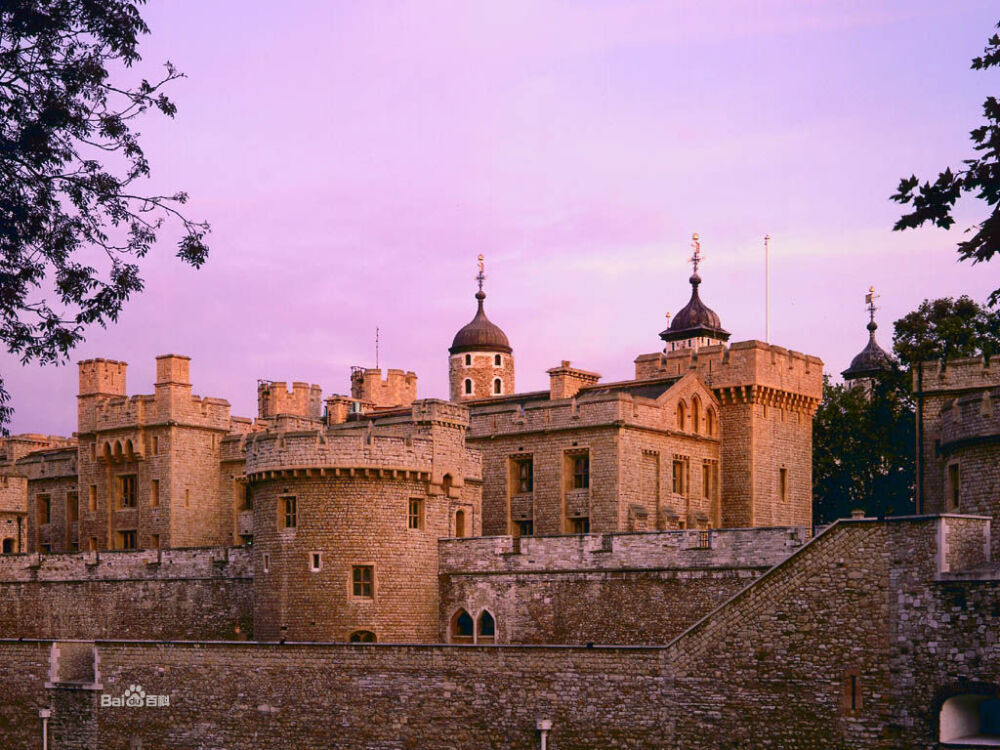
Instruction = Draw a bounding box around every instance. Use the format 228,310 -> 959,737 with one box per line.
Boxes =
0,253 -> 998,748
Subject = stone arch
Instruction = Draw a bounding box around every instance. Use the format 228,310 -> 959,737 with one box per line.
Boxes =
450,609 -> 474,643
676,400 -> 687,431
477,610 -> 496,644
349,630 -> 377,643
455,509 -> 466,538
103,442 -> 113,462
941,694 -> 1000,744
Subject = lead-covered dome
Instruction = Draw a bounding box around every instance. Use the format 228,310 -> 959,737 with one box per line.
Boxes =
449,291 -> 512,354
660,272 -> 730,344
842,320 -> 894,381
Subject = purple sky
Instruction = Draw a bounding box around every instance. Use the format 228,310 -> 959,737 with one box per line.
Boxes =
5,0 -> 999,436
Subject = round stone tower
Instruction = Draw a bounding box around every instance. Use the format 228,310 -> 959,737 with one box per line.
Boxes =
247,400 -> 481,643
449,256 -> 514,402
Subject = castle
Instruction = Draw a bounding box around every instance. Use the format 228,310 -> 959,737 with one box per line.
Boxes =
0,247 -> 998,748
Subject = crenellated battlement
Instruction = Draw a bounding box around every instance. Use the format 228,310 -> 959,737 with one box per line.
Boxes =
351,367 -> 418,409
914,354 -> 999,394
78,358 -> 127,397
244,427 -> 436,479
940,386 -> 1000,449
635,339 -> 823,406
411,398 -> 470,428
257,380 -> 322,419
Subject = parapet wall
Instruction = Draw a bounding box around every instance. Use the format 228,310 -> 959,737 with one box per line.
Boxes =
0,547 -> 253,641
915,355 -> 999,394
0,545 -> 252,582
439,527 -> 808,574
16,446 -> 78,481
940,385 -> 999,448
635,340 -> 823,404
244,429 -> 435,477
257,380 -> 323,419
351,367 -> 418,409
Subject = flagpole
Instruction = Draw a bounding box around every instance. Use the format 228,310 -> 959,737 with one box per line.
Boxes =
765,234 -> 770,343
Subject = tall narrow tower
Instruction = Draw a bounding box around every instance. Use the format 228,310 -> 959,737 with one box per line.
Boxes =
448,255 -> 514,402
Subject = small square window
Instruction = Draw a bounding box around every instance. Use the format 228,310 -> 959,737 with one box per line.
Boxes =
352,565 -> 374,598
309,552 -> 322,572
408,498 -> 423,530
571,517 -> 589,534
514,519 -> 534,537
118,530 -> 137,550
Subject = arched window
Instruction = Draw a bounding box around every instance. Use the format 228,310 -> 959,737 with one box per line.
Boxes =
477,611 -> 496,644
113,440 -> 123,460
941,694 -> 1000,744
1,539 -> 13,554
125,439 -> 135,460
706,407 -> 716,436
464,379 -> 472,395
451,609 -> 474,643
442,474 -> 453,496
676,400 -> 687,431
465,354 -> 471,366
349,630 -> 377,643
455,509 -> 466,538
493,378 -> 502,394
691,397 -> 701,434
494,354 -> 502,366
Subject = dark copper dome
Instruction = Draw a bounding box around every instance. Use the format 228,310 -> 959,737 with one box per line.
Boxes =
659,272 -> 730,344
449,291 -> 512,355
842,321 -> 894,381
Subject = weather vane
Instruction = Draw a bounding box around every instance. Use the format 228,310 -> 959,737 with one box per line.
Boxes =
865,285 -> 879,324
476,254 -> 486,293
690,232 -> 702,274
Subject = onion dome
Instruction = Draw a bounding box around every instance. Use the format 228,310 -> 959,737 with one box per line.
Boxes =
842,320 -> 893,381
659,235 -> 731,346
449,290 -> 512,355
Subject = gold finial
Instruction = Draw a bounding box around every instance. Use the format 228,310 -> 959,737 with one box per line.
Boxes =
865,285 -> 880,330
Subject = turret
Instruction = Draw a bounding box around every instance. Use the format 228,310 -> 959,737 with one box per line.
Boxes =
448,255 -> 515,401
842,286 -> 894,391
659,234 -> 730,353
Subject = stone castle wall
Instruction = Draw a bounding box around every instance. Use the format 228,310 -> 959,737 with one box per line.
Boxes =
0,547 -> 252,641
439,527 -> 807,644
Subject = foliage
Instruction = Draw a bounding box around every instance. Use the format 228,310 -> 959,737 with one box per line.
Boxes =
890,21 -> 1000,306
892,295 -> 1000,366
812,372 -> 915,524
0,0 -> 209,434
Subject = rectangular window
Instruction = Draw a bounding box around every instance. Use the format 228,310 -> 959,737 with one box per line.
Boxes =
516,458 -> 533,493
117,475 -> 137,508
90,443 -> 96,460
672,459 -> 686,495
66,492 -> 79,524
697,530 -> 711,549
571,517 -> 590,534
779,468 -> 788,502
352,565 -> 374,597
947,464 -> 960,511
263,553 -> 270,573
572,455 -> 589,489
184,488 -> 190,508
151,534 -> 160,549
89,485 -> 97,513
118,530 -> 137,550
242,483 -> 253,510
408,498 -> 423,530
150,480 -> 160,508
309,552 -> 322,572
514,519 -> 534,537
280,496 -> 297,529
842,670 -> 863,713
151,436 -> 159,455
37,494 -> 51,525
702,463 -> 711,499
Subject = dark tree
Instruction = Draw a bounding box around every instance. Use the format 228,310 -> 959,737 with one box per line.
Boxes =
812,372 -> 915,525
892,296 -> 1000,366
891,21 -> 1000,306
0,0 -> 210,433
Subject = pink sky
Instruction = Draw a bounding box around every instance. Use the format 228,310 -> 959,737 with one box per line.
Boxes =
4,0 -> 998,435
